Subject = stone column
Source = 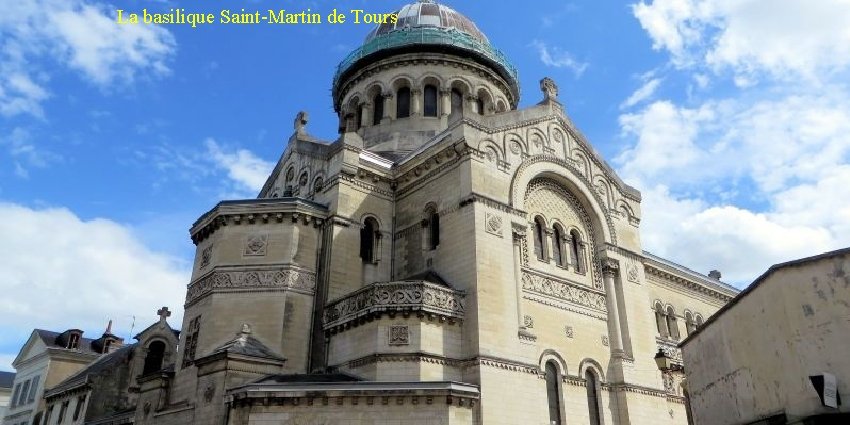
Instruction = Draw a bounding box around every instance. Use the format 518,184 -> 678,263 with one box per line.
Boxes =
361,103 -> 371,128
384,93 -> 394,121
439,88 -> 451,117
602,259 -> 625,355
512,228 -> 527,332
411,88 -> 422,116
544,228 -> 555,263
466,94 -> 478,114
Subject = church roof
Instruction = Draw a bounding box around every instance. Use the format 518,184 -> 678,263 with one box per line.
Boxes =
44,343 -> 137,398
35,329 -> 100,355
643,251 -> 739,295
211,334 -> 287,362
252,372 -> 363,384
365,0 -> 488,43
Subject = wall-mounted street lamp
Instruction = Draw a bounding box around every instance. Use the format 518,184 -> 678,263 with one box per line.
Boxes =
654,349 -> 683,372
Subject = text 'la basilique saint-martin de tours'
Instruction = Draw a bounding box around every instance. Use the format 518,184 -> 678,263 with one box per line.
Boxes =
116,8 -> 399,27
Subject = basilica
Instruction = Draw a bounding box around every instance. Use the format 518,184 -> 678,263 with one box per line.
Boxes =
32,1 -> 739,424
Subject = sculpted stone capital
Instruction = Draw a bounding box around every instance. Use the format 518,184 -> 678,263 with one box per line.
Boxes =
601,259 -> 619,277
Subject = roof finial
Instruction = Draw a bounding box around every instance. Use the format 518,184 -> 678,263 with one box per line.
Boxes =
105,319 -> 113,335
540,77 -> 559,102
237,323 -> 252,345
294,111 -> 309,135
157,306 -> 172,322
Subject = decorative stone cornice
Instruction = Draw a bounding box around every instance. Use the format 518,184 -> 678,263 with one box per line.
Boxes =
644,263 -> 736,303
190,199 -> 328,245
323,281 -> 465,331
185,265 -> 316,307
458,193 -> 527,217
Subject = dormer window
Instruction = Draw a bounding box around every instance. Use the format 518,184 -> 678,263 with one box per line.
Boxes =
68,332 -> 80,349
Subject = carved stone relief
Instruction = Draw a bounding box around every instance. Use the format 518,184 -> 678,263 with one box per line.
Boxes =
388,325 -> 410,346
244,234 -> 268,256
200,245 -> 212,269
601,335 -> 609,347
523,315 -> 534,328
484,212 -> 503,236
521,270 -> 606,312
186,267 -> 317,305
565,326 -> 574,339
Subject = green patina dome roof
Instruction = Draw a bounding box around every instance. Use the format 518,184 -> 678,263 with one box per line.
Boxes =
333,0 -> 520,109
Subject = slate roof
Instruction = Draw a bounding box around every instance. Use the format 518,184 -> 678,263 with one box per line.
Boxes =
402,270 -> 451,288
44,343 -> 137,398
253,372 -> 362,384
211,335 -> 286,361
643,251 -> 740,295
35,329 -> 100,355
0,371 -> 15,389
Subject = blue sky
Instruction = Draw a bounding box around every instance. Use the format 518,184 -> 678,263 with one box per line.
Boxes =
2,0 -> 849,371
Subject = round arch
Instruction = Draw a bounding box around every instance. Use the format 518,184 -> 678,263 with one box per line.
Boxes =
510,157 -> 617,246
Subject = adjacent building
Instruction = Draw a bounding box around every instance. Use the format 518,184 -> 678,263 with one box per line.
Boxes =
0,371 -> 15,424
680,248 -> 850,425
3,327 -> 121,425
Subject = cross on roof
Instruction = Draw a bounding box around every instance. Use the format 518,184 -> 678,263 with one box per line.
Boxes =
157,306 -> 171,321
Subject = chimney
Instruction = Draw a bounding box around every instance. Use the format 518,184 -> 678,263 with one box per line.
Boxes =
708,270 -> 722,280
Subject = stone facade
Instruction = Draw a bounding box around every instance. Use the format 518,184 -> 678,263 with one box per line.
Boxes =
681,248 -> 850,425
20,2 -> 741,424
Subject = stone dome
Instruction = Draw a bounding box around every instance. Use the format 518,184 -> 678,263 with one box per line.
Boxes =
332,0 -> 520,110
364,0 -> 488,44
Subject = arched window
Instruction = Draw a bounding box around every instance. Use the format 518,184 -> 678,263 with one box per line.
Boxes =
545,361 -> 562,425
360,217 -> 380,263
552,224 -> 565,267
695,314 -> 704,328
585,370 -> 601,425
476,97 -> 485,116
372,93 -> 384,125
533,216 -> 547,261
666,306 -> 679,340
355,104 -> 363,130
143,341 -> 166,375
685,312 -> 696,335
655,303 -> 669,337
450,88 -> 463,119
423,206 -> 440,250
569,230 -> 583,273
396,87 -> 411,118
423,84 -> 438,117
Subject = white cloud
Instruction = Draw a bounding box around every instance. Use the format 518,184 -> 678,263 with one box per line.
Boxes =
621,78 -> 662,109
632,0 -> 850,82
0,0 -> 176,117
0,203 -> 188,370
531,40 -> 589,77
204,139 -> 274,196
617,93 -> 850,284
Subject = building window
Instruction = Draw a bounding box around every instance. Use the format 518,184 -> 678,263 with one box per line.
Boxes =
396,87 -> 411,118
182,315 -> 201,367
423,206 -> 440,250
533,216 -> 547,261
545,361 -> 562,425
57,400 -> 69,424
685,312 -> 696,335
586,370 -> 601,425
476,97 -> 485,115
695,314 -> 704,328
72,394 -> 86,421
44,405 -> 54,424
423,84 -> 438,117
26,375 -> 39,404
450,88 -> 463,119
355,104 -> 363,130
360,217 -> 381,264
68,332 -> 80,349
143,341 -> 166,375
553,224 -> 566,267
18,379 -> 30,406
313,176 -> 324,194
372,93 -> 383,125
666,306 -> 680,340
655,303 -> 669,338
10,382 -> 20,408
569,230 -> 584,273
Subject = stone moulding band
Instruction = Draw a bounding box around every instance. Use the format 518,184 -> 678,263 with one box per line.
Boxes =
323,281 -> 465,330
521,268 -> 607,312
185,266 -> 317,307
